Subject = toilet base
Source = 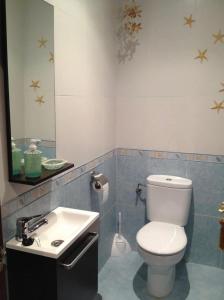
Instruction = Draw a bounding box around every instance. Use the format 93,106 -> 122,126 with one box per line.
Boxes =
147,265 -> 175,298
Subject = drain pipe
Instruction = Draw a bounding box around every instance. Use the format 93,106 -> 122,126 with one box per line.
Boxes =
135,183 -> 146,205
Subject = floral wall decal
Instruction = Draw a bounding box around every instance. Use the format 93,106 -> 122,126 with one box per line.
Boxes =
29,80 -> 40,90
31,35 -> 53,107
123,3 -> 142,19
210,101 -> 224,113
219,82 -> 224,93
184,15 -> 195,28
210,82 -> 224,113
183,14 -> 224,114
212,30 -> 224,44
49,51 -> 54,63
38,36 -> 48,48
125,22 -> 142,34
194,49 -> 208,63
35,95 -> 45,105
117,0 -> 143,64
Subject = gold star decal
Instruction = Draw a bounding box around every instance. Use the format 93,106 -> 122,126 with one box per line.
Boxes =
210,101 -> 224,113
212,30 -> 224,44
219,82 -> 224,93
49,52 -> 54,63
184,15 -> 195,28
35,96 -> 45,104
194,49 -> 208,63
30,80 -> 40,90
38,37 -> 48,48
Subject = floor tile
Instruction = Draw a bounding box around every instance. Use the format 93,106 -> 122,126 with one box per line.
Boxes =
99,252 -> 224,300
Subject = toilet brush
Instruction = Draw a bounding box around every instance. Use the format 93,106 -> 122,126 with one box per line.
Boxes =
111,212 -> 131,257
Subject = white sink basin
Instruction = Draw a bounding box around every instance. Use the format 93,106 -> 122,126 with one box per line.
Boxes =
6,207 -> 99,258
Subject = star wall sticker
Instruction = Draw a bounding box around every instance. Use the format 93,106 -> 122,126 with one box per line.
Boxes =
35,96 -> 45,104
219,82 -> 224,93
184,15 -> 195,28
30,80 -> 40,90
210,101 -> 224,113
194,49 -> 208,63
49,52 -> 54,63
38,37 -> 48,48
212,30 -> 224,44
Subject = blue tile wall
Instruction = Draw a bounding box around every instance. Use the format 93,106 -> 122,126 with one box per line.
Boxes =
115,148 -> 224,269
2,147 -> 224,270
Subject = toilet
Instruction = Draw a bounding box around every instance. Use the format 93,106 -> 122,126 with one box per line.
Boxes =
136,175 -> 192,298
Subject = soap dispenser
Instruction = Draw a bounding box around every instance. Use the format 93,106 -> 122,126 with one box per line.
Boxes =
24,143 -> 42,178
11,139 -> 22,176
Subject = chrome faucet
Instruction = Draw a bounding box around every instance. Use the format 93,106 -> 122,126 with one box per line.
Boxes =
16,213 -> 49,243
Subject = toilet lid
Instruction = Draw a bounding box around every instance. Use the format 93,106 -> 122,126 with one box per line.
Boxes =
136,222 -> 187,255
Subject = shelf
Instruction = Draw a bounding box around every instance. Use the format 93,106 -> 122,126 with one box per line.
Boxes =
9,163 -> 74,185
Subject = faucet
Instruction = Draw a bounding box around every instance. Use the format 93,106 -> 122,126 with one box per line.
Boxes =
16,213 -> 49,245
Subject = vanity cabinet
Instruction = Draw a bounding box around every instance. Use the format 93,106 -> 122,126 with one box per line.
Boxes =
7,221 -> 100,300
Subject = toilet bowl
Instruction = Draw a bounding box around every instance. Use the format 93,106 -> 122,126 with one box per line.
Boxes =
136,175 -> 192,298
137,221 -> 187,297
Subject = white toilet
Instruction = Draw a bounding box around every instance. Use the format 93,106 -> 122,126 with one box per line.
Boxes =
136,175 -> 192,298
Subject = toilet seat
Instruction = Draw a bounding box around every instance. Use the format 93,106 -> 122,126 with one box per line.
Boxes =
136,221 -> 187,255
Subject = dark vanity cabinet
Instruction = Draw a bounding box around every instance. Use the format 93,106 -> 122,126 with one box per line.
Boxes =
7,221 -> 100,300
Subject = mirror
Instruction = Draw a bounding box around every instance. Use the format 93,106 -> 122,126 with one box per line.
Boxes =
6,0 -> 55,155
2,0 -> 73,184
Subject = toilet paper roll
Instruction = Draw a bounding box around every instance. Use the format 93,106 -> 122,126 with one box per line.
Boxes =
101,182 -> 109,203
92,182 -> 109,203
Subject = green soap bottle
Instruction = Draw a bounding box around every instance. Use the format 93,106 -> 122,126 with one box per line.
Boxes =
11,141 -> 22,176
24,143 -> 42,178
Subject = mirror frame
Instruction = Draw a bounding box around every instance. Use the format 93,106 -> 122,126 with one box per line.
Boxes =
0,0 -> 74,185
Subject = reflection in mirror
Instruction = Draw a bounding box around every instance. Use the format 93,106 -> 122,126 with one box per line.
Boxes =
6,0 -> 55,156
4,0 -> 63,183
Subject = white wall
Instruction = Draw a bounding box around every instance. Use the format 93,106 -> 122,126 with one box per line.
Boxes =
53,0 -> 116,165
115,0 -> 224,155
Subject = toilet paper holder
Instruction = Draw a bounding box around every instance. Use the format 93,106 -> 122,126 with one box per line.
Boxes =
90,171 -> 108,191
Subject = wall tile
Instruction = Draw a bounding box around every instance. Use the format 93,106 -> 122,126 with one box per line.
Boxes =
3,148 -> 224,271
150,157 -> 188,178
187,161 -> 224,217
99,206 -> 116,270
115,203 -> 146,251
116,150 -> 224,269
186,214 -> 221,267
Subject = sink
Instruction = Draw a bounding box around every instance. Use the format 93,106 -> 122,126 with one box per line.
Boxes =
6,207 -> 99,258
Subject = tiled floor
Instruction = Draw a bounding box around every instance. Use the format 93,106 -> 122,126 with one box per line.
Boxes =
99,252 -> 224,300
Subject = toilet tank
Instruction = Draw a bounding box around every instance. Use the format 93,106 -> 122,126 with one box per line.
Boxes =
147,175 -> 192,226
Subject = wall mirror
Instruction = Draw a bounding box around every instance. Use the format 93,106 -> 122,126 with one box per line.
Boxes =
2,0 -> 73,185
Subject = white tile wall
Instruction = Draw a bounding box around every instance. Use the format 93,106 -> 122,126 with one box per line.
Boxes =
115,0 -> 224,155
116,95 -> 224,154
54,0 -> 116,166
56,95 -> 115,166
